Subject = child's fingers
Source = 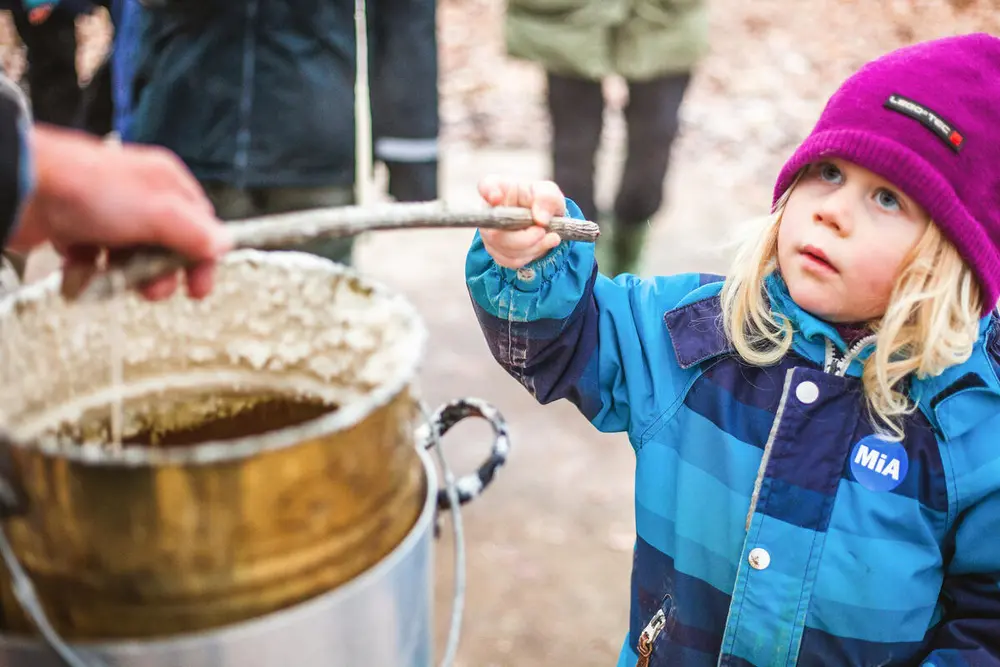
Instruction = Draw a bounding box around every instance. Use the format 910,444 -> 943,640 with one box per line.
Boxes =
481,228 -> 561,270
481,225 -> 547,253
478,175 -> 512,207
490,245 -> 550,269
530,181 -> 566,225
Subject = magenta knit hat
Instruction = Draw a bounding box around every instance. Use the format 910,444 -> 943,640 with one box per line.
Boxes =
773,33 -> 1000,313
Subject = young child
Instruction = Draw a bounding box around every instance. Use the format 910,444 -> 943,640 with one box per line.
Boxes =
466,34 -> 1000,666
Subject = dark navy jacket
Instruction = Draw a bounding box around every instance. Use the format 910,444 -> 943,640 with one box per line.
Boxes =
128,0 -> 438,195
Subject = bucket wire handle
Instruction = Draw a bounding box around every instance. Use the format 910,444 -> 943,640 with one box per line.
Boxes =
0,433 -> 101,667
418,398 -> 510,667
419,401 -> 465,667
0,525 -> 99,667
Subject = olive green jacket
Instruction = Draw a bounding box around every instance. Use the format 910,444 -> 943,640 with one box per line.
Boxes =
505,0 -> 708,81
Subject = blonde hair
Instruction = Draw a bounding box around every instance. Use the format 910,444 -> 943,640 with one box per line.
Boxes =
720,188 -> 983,440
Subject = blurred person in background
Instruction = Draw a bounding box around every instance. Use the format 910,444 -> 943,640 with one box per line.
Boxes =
504,0 -> 708,276
127,0 -> 440,267
0,0 -> 114,280
107,0 -> 138,139
0,0 -> 97,128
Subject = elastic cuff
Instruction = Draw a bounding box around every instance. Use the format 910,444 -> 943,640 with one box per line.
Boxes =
0,74 -> 33,248
498,196 -> 592,293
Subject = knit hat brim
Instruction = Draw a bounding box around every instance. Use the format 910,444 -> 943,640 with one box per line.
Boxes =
772,129 -> 1000,311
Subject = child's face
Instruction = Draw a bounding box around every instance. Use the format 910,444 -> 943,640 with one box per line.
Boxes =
777,159 -> 930,323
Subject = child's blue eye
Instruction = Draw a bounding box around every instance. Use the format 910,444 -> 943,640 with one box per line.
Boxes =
875,189 -> 901,212
817,163 -> 842,183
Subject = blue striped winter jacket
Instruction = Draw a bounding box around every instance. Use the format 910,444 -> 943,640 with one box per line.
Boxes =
465,200 -> 1000,667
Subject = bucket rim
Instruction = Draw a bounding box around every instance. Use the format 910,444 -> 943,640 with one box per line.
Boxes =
0,250 -> 430,467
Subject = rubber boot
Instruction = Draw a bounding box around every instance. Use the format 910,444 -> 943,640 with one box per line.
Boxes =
610,223 -> 649,277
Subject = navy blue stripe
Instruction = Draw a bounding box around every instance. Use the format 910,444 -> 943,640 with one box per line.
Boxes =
698,273 -> 724,287
757,476 -> 836,531
764,375 -> 860,501
719,656 -> 758,667
631,535 -> 728,659
701,354 -> 801,415
683,362 -> 782,450
690,357 -> 948,513
672,619 -> 727,658
470,265 -> 599,408
668,292 -> 948,514
798,624 -> 926,665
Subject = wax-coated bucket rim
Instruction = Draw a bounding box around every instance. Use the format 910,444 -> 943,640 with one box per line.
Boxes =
0,250 -> 429,468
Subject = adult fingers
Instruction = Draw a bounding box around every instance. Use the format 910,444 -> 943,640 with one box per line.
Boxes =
185,261 -> 217,300
138,196 -> 232,262
139,273 -> 180,301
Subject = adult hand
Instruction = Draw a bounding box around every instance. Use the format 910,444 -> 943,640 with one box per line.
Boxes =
9,125 -> 232,299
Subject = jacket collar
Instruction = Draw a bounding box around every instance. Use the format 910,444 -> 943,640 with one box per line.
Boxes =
911,316 -> 1000,440
663,273 -> 871,374
663,273 -> 1000,440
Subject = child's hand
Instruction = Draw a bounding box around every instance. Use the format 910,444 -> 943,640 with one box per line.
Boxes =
478,175 -> 565,269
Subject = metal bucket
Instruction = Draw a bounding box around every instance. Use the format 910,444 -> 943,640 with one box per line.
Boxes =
0,442 -> 441,667
0,251 -> 507,652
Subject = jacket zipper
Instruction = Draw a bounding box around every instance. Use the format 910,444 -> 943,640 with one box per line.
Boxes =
824,334 -> 878,377
636,608 -> 667,667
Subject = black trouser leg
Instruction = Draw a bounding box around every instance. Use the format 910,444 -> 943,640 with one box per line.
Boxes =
79,53 -> 114,136
11,5 -> 82,128
613,72 -> 691,230
546,71 -> 604,222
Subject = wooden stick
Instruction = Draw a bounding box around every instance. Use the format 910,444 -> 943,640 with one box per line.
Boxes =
354,0 -> 374,208
61,202 -> 600,302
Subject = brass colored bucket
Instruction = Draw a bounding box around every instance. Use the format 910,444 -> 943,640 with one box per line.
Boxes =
0,250 -> 507,642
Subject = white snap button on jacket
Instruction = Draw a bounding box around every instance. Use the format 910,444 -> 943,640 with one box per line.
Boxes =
795,381 -> 819,404
748,547 -> 771,570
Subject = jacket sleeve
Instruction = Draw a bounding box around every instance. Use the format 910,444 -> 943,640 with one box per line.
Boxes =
465,198 -> 702,438
0,73 -> 34,249
920,455 -> 1000,664
369,0 -> 438,202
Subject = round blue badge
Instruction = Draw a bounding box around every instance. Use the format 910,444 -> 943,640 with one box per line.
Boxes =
849,435 -> 909,492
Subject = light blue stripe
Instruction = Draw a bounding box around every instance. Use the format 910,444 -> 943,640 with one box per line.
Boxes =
813,529 -> 942,611
828,479 -> 948,542
750,516 -> 825,579
820,480 -> 945,616
949,437 -> 1000,504
636,504 -> 738,595
728,567 -> 808,667
636,443 -> 752,563
616,638 -> 634,667
665,409 -> 765,497
806,595 -> 938,643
